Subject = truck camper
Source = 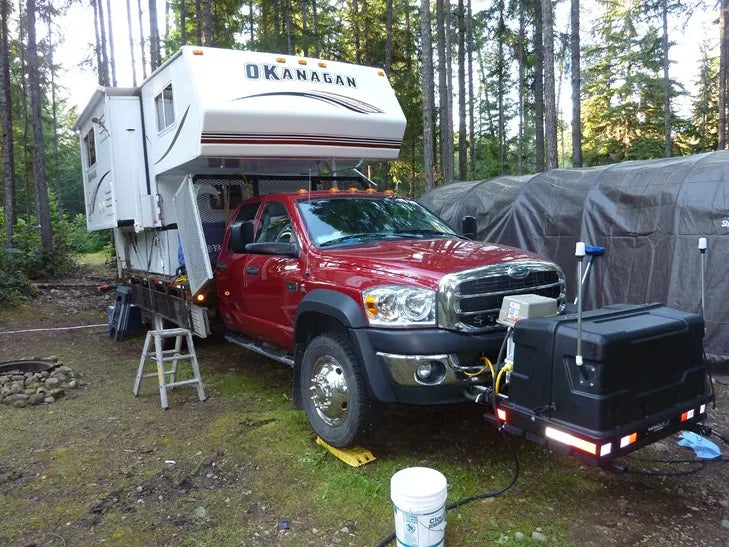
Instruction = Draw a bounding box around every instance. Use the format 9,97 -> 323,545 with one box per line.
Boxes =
76,47 -> 711,462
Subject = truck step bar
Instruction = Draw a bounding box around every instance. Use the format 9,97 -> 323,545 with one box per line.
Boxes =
224,333 -> 295,367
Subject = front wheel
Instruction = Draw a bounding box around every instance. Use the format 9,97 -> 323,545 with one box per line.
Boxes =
300,333 -> 376,447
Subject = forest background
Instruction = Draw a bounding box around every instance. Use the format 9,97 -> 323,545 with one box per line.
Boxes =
0,0 -> 727,304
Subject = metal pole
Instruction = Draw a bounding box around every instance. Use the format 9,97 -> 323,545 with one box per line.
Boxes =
699,237 -> 707,322
575,242 -> 585,366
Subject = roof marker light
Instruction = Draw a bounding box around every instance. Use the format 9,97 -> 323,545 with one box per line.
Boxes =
681,409 -> 695,422
378,70 -> 385,76
192,49 -> 203,55
276,57 -> 286,63
318,62 -> 327,68
620,433 -> 638,448
297,189 -> 308,194
383,189 -> 395,195
365,188 -> 377,193
298,59 -> 307,65
545,426 -> 597,455
328,187 -> 341,193
347,187 -> 359,193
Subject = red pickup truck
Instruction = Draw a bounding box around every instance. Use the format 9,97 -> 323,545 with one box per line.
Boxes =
212,188 -> 565,446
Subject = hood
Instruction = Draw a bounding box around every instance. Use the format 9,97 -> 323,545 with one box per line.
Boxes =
317,238 -> 553,288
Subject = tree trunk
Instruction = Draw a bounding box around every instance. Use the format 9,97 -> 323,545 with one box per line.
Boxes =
541,0 -> 558,170
18,0 -> 31,222
352,0 -> 360,63
436,0 -> 450,183
385,0 -> 393,76
105,0 -> 117,86
92,0 -> 104,85
137,0 -> 147,78
46,15 -> 62,214
195,0 -> 201,45
571,0 -> 582,166
301,0 -> 308,56
421,0 -> 435,190
362,0 -> 370,65
662,0 -> 670,156
149,0 -> 161,70
467,0 -> 474,178
444,0 -> 454,182
202,0 -> 212,46
457,0 -> 466,179
126,0 -> 137,86
97,0 -> 110,85
164,0 -> 170,56
284,0 -> 293,54
534,0 -> 545,171
497,1 -> 505,175
0,0 -> 15,246
720,0 -> 728,149
248,0 -> 254,43
26,0 -> 53,253
518,3 -> 525,175
312,0 -> 319,56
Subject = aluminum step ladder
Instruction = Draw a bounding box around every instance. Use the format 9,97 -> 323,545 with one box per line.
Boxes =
133,326 -> 206,409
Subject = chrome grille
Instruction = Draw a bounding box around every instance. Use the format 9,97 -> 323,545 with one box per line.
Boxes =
437,262 -> 565,333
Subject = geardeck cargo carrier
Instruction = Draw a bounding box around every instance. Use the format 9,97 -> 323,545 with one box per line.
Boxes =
485,302 -> 712,466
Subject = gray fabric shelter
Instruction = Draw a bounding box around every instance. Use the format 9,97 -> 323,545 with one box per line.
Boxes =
420,151 -> 729,364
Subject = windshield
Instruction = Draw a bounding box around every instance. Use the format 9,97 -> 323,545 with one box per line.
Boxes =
297,197 -> 457,248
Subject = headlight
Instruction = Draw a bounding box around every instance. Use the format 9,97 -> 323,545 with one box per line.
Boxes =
363,286 -> 436,327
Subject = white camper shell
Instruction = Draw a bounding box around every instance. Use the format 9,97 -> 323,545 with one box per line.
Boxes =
74,46 -> 406,287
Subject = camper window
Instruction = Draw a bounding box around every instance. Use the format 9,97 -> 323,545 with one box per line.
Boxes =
83,128 -> 96,168
155,84 -> 175,131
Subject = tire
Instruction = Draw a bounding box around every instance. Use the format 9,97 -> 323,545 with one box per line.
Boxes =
300,333 -> 376,447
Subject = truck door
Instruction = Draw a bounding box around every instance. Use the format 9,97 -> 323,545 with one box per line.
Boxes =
243,200 -> 304,351
215,201 -> 261,332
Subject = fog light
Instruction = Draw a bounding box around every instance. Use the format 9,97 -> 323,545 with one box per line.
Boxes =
416,363 -> 433,380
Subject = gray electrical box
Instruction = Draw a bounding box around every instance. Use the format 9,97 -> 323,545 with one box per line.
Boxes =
497,294 -> 558,327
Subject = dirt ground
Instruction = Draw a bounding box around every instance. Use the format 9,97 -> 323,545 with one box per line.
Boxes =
2,262 -> 729,546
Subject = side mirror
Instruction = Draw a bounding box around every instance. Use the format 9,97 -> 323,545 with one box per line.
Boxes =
245,241 -> 299,257
461,216 -> 477,240
229,220 -> 255,253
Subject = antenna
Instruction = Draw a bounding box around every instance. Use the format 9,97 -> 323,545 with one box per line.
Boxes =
305,169 -> 312,279
699,237 -> 707,325
575,241 -> 586,367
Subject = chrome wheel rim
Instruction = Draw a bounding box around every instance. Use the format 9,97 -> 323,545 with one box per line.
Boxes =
309,356 -> 349,426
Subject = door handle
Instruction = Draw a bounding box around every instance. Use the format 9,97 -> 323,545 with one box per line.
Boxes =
246,266 -> 260,275
217,263 -> 228,270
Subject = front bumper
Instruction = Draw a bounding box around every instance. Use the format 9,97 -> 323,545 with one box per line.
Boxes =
349,326 -> 507,405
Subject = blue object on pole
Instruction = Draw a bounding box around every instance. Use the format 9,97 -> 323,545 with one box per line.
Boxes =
585,245 -> 605,256
678,431 -> 721,460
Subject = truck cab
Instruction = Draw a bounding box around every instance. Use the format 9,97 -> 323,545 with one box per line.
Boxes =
210,187 -> 565,446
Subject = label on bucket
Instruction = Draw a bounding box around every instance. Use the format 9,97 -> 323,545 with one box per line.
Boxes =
394,504 -> 446,547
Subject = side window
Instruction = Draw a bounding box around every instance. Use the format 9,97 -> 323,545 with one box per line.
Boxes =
256,202 -> 294,243
83,128 -> 96,168
155,84 -> 175,131
236,202 -> 260,222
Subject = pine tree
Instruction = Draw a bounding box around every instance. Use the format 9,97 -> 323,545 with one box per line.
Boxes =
0,0 -> 14,246
421,0 -> 435,190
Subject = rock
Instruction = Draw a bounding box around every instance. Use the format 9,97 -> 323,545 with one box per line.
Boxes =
515,532 -> 524,540
1,386 -> 12,399
719,500 -> 729,509
13,399 -> 28,408
24,389 -> 36,396
45,377 -> 60,388
44,396 -> 56,404
29,393 -> 45,405
36,387 -> 47,396
54,373 -> 69,383
10,382 -> 23,395
49,389 -> 65,399
65,380 -> 79,390
24,378 -> 40,390
24,372 -> 34,378
532,531 -> 548,543
57,365 -> 72,374
40,371 -> 50,378
722,519 -> 729,530
47,355 -> 59,362
11,375 -> 25,382
4,393 -> 29,403
0,376 -> 9,384
192,506 -> 208,523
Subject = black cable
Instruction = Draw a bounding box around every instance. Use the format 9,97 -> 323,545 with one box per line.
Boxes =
712,430 -> 729,446
375,427 -> 520,547
703,349 -> 716,410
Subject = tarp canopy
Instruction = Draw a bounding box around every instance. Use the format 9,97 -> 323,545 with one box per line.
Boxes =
420,151 -> 729,364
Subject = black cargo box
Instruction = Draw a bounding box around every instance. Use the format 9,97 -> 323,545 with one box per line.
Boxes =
507,303 -> 706,437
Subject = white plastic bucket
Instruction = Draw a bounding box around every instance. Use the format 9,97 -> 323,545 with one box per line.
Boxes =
390,467 -> 448,547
